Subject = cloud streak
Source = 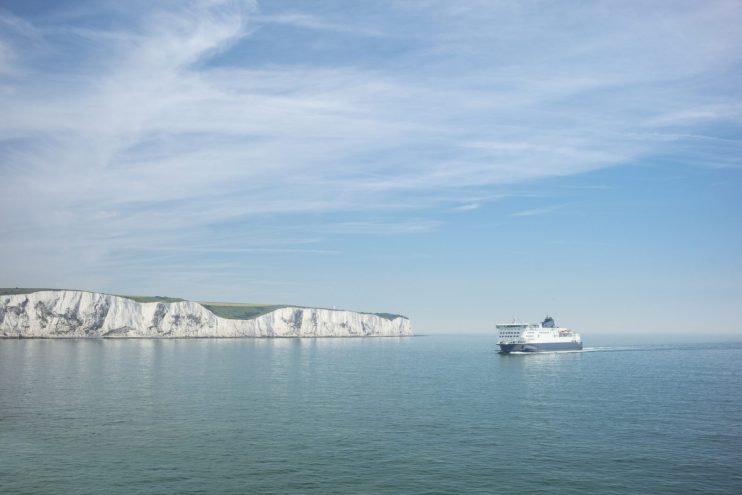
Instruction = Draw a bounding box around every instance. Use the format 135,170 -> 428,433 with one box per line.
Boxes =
511,206 -> 563,218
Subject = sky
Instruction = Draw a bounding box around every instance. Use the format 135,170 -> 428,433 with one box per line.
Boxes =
1,0 -> 741,335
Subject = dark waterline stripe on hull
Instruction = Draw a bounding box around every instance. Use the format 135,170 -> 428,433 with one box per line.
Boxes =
499,342 -> 583,353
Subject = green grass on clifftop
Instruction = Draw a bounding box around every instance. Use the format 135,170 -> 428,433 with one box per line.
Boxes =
121,295 -> 186,303
199,302 -> 406,321
200,303 -> 290,320
0,288 -> 60,296
0,288 -> 184,304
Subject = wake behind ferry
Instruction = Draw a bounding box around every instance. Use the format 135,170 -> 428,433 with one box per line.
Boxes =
497,316 -> 582,353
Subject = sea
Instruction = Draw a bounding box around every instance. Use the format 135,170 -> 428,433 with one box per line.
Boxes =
1,335 -> 741,494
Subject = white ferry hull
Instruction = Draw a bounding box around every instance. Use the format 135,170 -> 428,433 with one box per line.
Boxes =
498,341 -> 583,353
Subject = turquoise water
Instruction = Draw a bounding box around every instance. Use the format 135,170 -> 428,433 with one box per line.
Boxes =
1,336 -> 741,494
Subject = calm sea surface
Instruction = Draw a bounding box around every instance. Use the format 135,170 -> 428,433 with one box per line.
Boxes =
1,336 -> 741,494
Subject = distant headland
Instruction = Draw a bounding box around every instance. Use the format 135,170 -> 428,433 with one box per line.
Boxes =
0,289 -> 411,338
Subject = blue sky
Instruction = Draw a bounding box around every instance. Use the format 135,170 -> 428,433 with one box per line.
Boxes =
1,0 -> 741,335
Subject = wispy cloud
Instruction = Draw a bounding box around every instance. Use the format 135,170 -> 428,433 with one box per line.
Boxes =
1,0 -> 741,291
252,12 -> 387,37
512,206 -> 563,217
319,221 -> 440,235
644,104 -> 742,126
454,203 -> 480,211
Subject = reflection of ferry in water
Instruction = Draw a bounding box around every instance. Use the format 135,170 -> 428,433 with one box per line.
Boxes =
497,316 -> 582,353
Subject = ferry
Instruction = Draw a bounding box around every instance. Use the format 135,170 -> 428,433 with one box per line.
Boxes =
497,316 -> 582,353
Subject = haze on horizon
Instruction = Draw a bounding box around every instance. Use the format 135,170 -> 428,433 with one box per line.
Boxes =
1,0 -> 740,336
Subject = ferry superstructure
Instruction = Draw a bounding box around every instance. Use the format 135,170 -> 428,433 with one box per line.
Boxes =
496,316 -> 582,353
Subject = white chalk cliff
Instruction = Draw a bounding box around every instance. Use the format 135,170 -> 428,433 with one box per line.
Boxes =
0,291 -> 412,338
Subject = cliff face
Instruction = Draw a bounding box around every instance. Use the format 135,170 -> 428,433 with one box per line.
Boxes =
0,291 -> 412,338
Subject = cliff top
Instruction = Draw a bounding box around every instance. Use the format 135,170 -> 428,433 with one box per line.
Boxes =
0,288 -> 406,321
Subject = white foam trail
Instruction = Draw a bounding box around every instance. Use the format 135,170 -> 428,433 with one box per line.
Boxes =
581,346 -> 638,352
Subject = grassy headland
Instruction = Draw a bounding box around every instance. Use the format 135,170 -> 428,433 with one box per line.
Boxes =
0,288 -> 184,304
199,302 -> 289,320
